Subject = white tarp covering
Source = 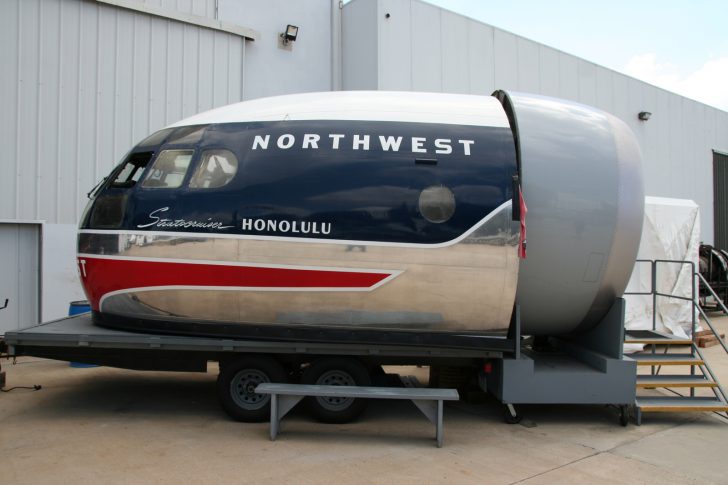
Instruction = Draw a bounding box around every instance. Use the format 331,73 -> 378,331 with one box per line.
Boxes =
625,197 -> 700,339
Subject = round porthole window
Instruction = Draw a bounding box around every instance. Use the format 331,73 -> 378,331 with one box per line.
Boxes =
419,185 -> 456,223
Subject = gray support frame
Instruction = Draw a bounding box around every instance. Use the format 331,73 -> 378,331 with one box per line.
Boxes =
270,394 -> 306,441
487,298 -> 637,406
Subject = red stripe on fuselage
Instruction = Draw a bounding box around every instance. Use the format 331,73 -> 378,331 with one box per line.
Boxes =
77,257 -> 393,311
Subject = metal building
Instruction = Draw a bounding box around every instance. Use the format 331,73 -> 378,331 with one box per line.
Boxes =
1,0 -> 727,331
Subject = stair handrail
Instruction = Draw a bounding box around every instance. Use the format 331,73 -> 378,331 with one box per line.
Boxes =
694,273 -> 728,356
692,271 -> 728,407
696,272 -> 728,316
624,259 -> 698,338
627,259 -> 728,417
692,340 -> 728,405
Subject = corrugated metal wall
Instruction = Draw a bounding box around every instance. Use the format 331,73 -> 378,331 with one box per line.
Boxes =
0,0 -> 246,225
715,152 -> 728,249
128,0 -> 217,19
0,224 -> 40,331
345,0 -> 728,244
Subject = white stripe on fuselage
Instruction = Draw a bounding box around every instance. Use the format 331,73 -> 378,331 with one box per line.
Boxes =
79,200 -> 512,249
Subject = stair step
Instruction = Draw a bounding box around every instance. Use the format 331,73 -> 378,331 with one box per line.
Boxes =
625,330 -> 692,345
636,375 -> 718,388
636,396 -> 728,412
630,354 -> 704,366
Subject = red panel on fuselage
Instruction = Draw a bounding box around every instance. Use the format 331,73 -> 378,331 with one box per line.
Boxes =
77,256 -> 394,311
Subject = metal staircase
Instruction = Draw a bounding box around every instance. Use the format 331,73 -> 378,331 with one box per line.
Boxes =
624,260 -> 728,424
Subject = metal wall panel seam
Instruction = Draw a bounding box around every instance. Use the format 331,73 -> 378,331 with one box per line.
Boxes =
489,24 -> 495,92
181,22 -> 186,115
14,2 -> 22,220
225,33 -> 230,104
163,19 -> 169,124
465,21 -> 471,93
211,29 -> 216,108
131,13 -> 137,153
55,0 -> 64,223
229,35 -> 235,104
34,0 -> 43,221
195,27 -> 201,111
74,0 -> 83,220
146,14 -> 153,143
93,4 -> 101,187
240,39 -> 245,101
15,227 -> 20,325
438,7 -> 443,93
375,0 -> 381,90
226,34 -> 232,103
112,9 -> 119,171
408,0 -> 413,90
514,31 -> 519,91
330,0 -> 342,91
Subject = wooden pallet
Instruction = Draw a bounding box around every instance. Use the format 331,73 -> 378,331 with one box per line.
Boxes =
696,331 -> 725,348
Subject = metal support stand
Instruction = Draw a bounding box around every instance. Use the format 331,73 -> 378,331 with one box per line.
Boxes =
411,399 -> 445,447
258,383 -> 458,447
269,394 -> 305,441
485,298 -> 636,411
506,304 -> 521,359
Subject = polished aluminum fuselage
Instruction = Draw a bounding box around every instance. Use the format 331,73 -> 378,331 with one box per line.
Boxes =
78,90 -> 644,339
78,203 -> 518,333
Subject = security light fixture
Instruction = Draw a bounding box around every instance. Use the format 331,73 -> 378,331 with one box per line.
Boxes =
281,24 -> 299,45
638,111 -> 652,121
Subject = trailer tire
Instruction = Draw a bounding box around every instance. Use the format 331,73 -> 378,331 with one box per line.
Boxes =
301,357 -> 371,423
217,356 -> 286,422
619,405 -> 630,427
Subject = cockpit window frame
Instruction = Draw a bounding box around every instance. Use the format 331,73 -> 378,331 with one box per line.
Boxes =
139,149 -> 196,190
188,148 -> 239,190
108,151 -> 155,189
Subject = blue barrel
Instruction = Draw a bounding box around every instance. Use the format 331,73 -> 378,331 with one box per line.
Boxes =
68,301 -> 96,367
68,300 -> 91,315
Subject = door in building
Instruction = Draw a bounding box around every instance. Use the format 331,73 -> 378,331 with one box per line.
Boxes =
715,151 -> 728,250
0,224 -> 40,334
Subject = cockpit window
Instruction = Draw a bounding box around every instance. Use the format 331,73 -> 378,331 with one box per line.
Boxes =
136,128 -> 174,148
166,125 -> 207,145
141,149 -> 194,189
189,149 -> 238,189
110,152 -> 154,188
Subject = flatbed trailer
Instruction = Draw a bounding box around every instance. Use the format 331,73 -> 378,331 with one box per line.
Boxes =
1,300 -> 637,426
2,314 -> 504,370
1,314 -> 505,423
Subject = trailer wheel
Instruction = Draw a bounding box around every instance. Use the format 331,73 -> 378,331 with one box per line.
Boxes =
504,403 -> 522,424
619,405 -> 630,427
301,357 -> 371,423
217,356 -> 286,422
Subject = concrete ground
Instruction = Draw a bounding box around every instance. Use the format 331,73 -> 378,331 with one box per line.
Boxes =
2,316 -> 727,484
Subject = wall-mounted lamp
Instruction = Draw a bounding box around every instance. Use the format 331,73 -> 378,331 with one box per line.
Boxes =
638,111 -> 652,121
280,24 -> 299,45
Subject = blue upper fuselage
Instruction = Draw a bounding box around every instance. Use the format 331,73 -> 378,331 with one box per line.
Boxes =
81,120 -> 517,245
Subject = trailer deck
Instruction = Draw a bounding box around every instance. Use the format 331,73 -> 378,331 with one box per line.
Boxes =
3,314 -> 504,372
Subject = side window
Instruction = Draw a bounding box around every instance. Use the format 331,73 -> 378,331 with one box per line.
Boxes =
141,149 -> 194,189
110,152 -> 154,188
189,149 -> 238,189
